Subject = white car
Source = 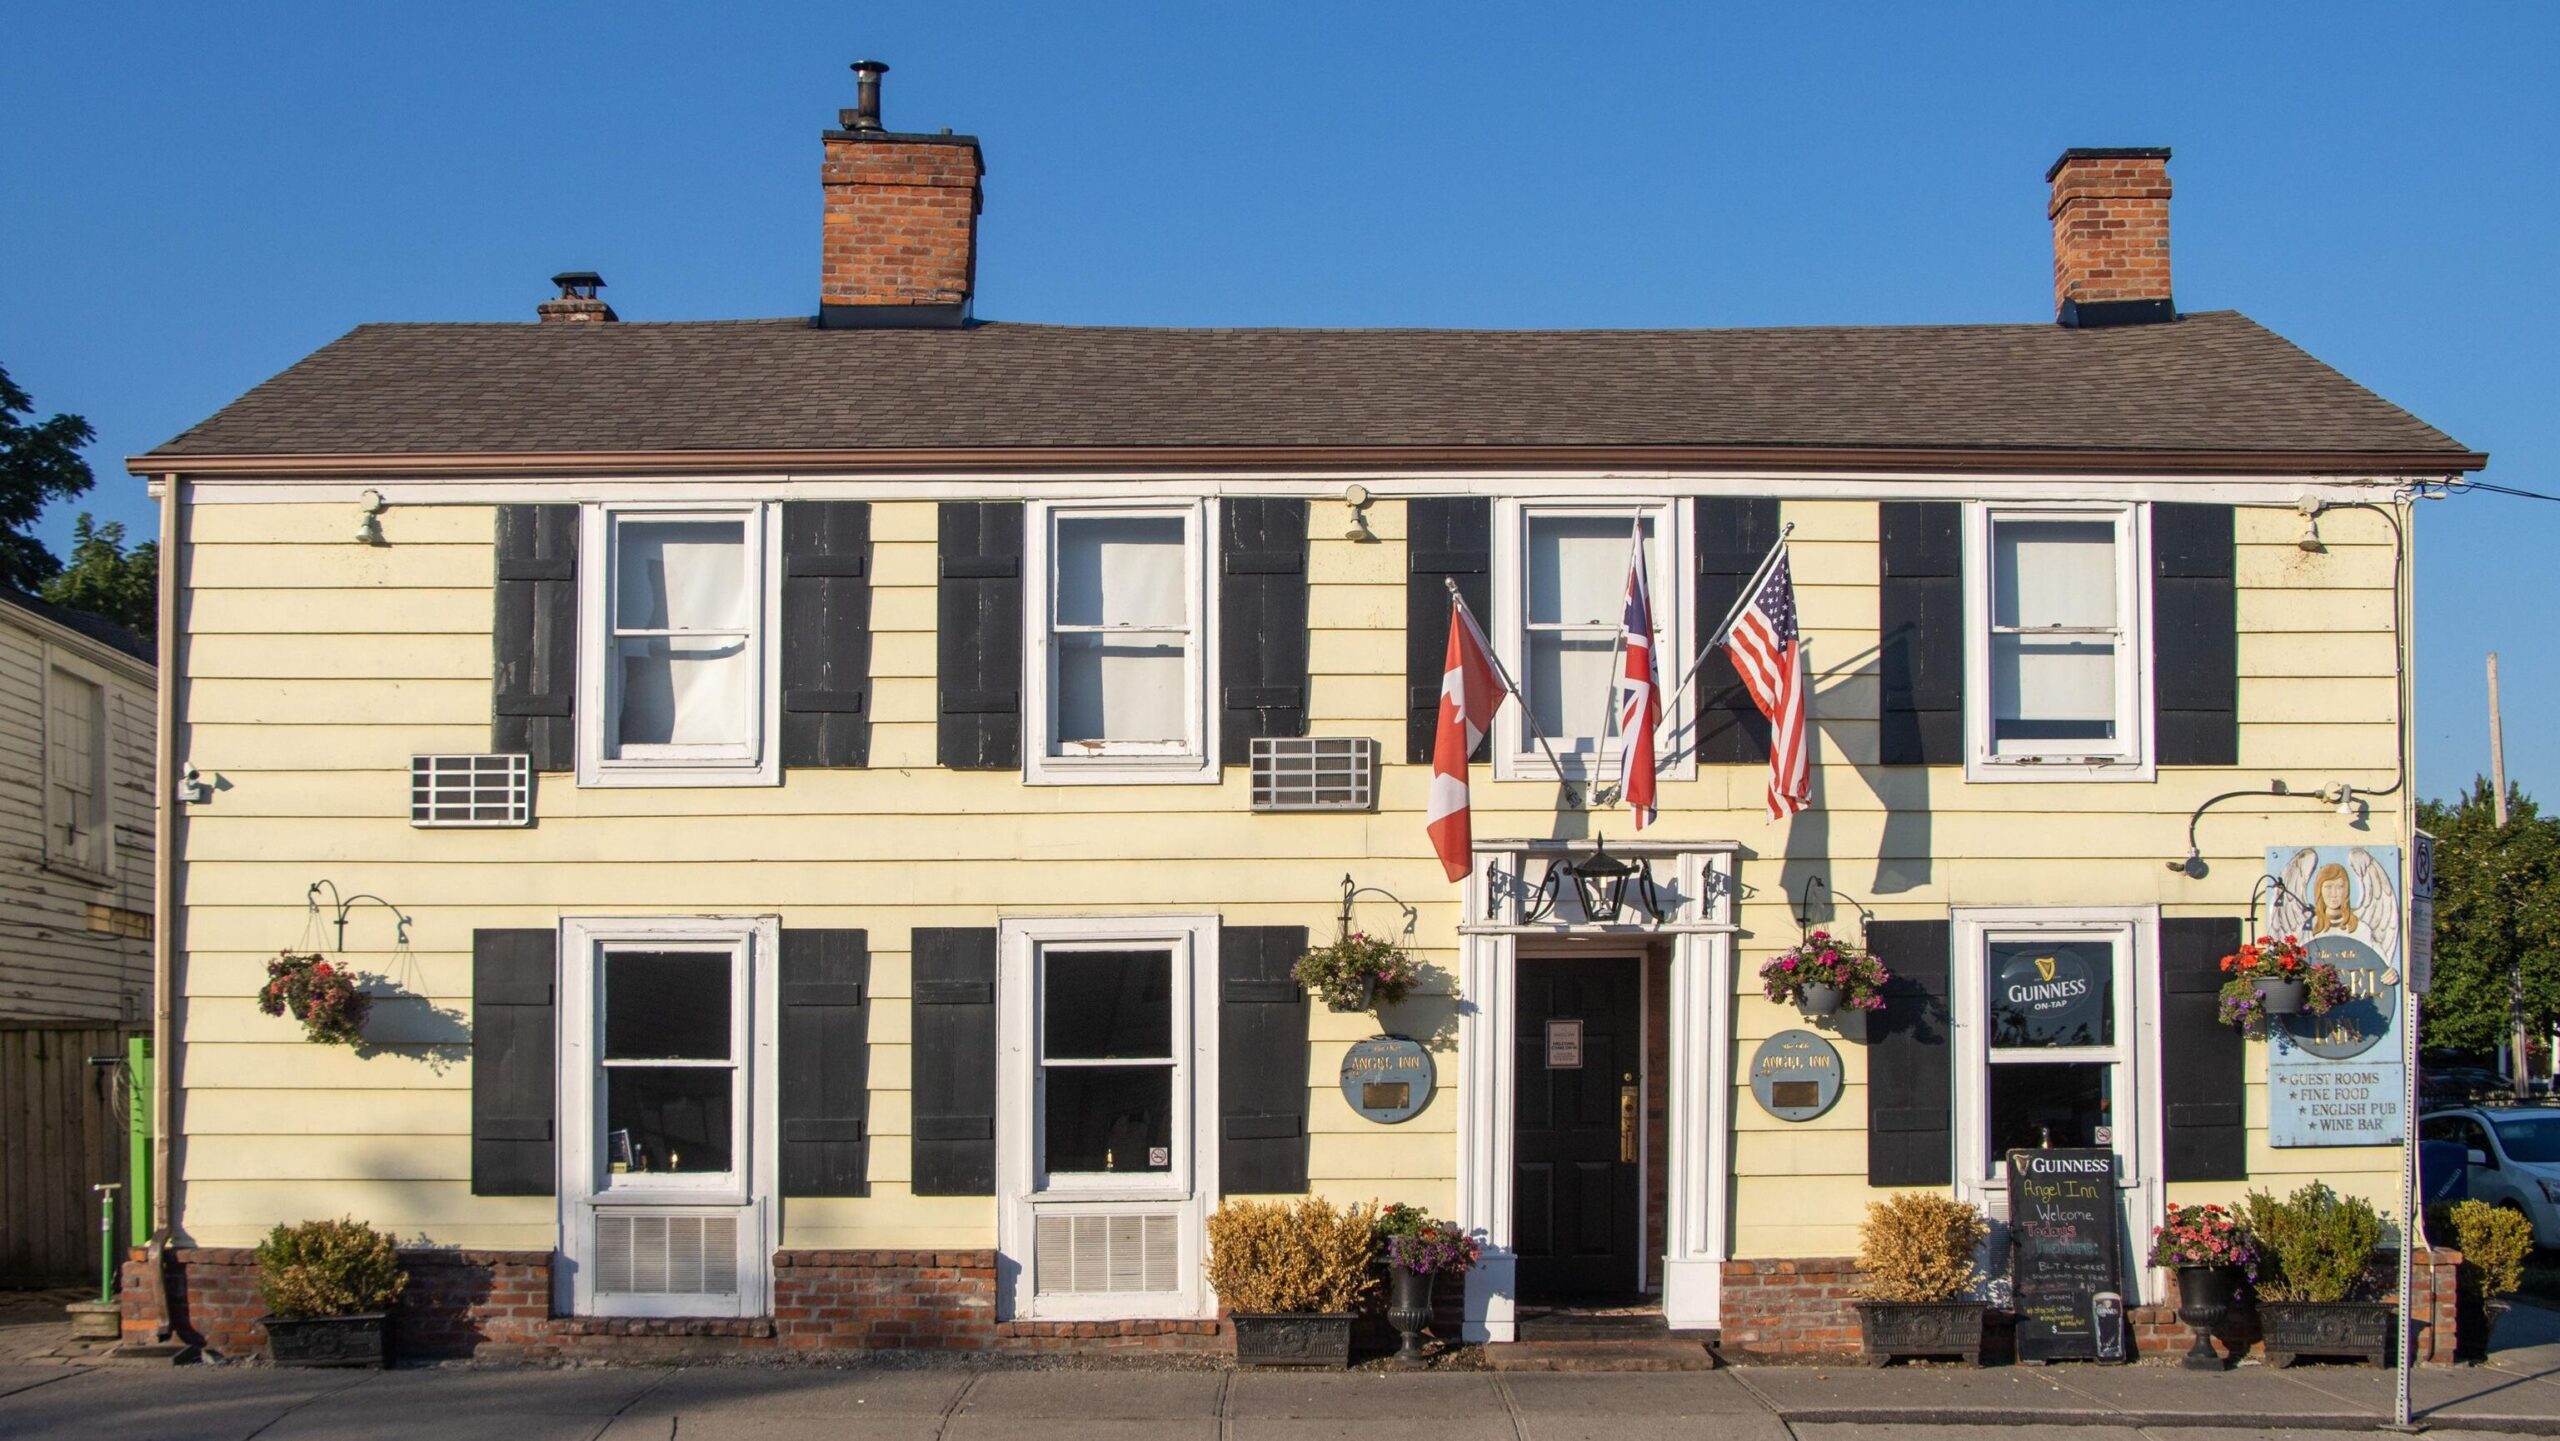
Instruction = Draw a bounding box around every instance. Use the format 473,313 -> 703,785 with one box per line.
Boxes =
2422,1107 -> 2560,1248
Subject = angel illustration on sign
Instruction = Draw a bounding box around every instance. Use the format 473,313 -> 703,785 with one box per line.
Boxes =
2267,847 -> 2399,961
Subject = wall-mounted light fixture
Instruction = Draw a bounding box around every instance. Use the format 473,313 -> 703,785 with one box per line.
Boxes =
1523,835 -> 1663,924
1341,483 -> 1374,542
354,489 -> 388,546
2295,496 -> 2326,553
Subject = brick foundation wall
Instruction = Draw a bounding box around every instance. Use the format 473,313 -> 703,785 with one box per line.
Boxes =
1719,1250 -> 2465,1364
124,1246 -> 1226,1361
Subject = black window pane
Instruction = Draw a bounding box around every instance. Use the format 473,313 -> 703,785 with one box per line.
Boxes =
1042,950 -> 1172,1060
1044,1065 -> 1172,1174
606,1067 -> 733,1175
1988,1062 -> 2112,1167
604,952 -> 732,1060
1988,941 -> 2114,1047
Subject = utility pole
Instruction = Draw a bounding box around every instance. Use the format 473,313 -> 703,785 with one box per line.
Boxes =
2491,653 -> 2530,1097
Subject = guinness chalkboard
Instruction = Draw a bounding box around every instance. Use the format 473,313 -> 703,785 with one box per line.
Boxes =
2005,1148 -> 2126,1363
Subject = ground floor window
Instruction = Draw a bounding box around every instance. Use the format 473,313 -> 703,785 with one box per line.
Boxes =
996,915 -> 1218,1321
557,915 -> 778,1318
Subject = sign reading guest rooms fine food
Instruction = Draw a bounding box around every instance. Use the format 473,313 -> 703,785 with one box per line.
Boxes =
2264,845 -> 2405,1148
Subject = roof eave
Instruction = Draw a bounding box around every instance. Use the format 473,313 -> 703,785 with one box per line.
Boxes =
128,442 -> 2490,479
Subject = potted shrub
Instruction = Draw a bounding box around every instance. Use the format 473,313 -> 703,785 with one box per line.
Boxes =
257,952 -> 372,1046
2438,1198 -> 2535,1360
255,1217 -> 407,1367
1206,1197 -> 1378,1366
1292,932 -> 1420,1014
1759,929 -> 1891,1019
1852,1192 -> 1990,1366
2241,1182 -> 2391,1366
1374,1202 -> 1482,1364
2147,1202 -> 2259,1370
2215,936 -> 2348,1039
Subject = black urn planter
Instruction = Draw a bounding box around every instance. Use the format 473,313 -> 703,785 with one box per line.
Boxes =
1852,1301 -> 1988,1367
1386,1268 -> 1436,1363
2258,1300 -> 2396,1368
2174,1266 -> 2240,1370
1232,1312 -> 1356,1368
261,1313 -> 389,1368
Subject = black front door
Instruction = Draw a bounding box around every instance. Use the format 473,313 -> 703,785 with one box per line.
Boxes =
1513,954 -> 1642,1301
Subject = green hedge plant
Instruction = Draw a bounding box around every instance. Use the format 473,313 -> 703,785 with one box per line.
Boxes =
255,1218 -> 408,1320
2240,1182 -> 2386,1303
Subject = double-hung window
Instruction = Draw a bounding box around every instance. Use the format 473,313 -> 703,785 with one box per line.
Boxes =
1962,503 -> 2151,780
43,660 -> 112,879
1490,500 -> 1692,783
578,503 -> 781,787
1024,501 -> 1216,783
996,915 -> 1217,1321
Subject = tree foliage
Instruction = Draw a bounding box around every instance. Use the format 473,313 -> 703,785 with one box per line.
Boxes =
40,513 -> 157,640
2417,776 -> 2560,1055
0,362 -> 96,592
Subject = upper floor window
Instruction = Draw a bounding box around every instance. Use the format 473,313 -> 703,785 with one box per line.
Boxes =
1962,502 -> 2151,781
578,503 -> 781,787
44,660 -> 112,878
1024,501 -> 1216,784
1490,499 -> 1692,783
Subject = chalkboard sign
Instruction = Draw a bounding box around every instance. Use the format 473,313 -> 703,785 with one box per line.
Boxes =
2005,1148 -> 2126,1363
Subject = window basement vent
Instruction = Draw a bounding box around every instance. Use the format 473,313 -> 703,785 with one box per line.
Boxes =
1034,1212 -> 1180,1295
1250,736 -> 1376,812
410,754 -> 531,827
594,1211 -> 739,1298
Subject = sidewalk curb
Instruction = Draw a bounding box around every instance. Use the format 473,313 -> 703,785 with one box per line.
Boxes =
1767,1406 -> 2560,1435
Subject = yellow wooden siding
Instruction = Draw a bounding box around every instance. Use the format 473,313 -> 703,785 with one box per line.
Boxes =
172,496 -> 2408,1258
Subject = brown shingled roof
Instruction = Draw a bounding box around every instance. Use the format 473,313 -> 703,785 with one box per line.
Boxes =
138,310 -> 2480,471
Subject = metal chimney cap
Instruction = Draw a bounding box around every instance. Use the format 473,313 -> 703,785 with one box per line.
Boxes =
550,271 -> 605,298
851,59 -> 890,78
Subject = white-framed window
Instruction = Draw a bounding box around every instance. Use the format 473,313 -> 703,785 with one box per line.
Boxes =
1022,500 -> 1219,784
576,503 -> 782,788
997,914 -> 1220,1321
1951,906 -> 2164,1300
1961,502 -> 2153,781
43,656 -> 113,880
1489,499 -> 1695,784
557,915 -> 778,1318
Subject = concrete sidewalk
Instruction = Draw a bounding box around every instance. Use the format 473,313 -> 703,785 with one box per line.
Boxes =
1,1301 -> 2556,1441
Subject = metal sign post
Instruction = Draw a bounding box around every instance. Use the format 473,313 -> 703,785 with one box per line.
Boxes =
2393,829 -> 2435,1432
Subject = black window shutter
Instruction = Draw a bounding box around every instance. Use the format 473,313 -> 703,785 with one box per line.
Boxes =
2162,917 -> 2247,1181
2152,503 -> 2238,767
1220,499 -> 1311,764
1865,918 -> 1953,1187
1406,498 -> 1493,764
910,927 -> 998,1195
493,505 -> 578,772
782,501 -> 873,768
937,502 -> 1023,770
1219,925 -> 1310,1194
1693,497 -> 1782,764
471,928 -> 557,1197
1878,502 -> 1963,766
781,928 -> 870,1196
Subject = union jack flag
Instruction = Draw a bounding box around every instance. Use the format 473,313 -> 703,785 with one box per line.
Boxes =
1613,525 -> 1659,828
1723,550 -> 1810,818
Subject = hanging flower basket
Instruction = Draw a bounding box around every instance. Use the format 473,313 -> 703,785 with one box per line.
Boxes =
2215,936 -> 2347,1040
1292,933 -> 1419,1013
258,952 -> 372,1046
1759,930 -> 1890,1017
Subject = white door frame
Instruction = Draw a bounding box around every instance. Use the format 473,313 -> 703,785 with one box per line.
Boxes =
1457,841 -> 1737,1341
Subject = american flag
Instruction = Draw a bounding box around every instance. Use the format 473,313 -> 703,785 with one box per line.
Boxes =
1613,526 -> 1659,828
1723,550 -> 1810,818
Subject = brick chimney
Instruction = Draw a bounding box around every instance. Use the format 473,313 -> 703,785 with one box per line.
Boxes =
538,271 -> 616,324
819,60 -> 983,329
2047,147 -> 2173,327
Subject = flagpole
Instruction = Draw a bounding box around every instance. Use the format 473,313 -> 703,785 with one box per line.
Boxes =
1658,522 -> 1795,722
1592,522 -> 1645,808
1443,579 -> 1584,807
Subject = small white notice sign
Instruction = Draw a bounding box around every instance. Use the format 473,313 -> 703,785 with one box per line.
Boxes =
1545,1020 -> 1584,1069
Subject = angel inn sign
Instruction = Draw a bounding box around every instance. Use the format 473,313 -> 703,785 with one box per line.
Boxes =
121,70 -> 2481,1365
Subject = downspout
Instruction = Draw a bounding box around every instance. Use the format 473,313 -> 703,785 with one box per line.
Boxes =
147,471 -> 183,1338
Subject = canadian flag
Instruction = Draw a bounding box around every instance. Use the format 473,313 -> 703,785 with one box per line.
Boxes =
1425,600 -> 1509,882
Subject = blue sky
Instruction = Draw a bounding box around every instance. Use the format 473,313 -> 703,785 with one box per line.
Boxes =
5,2 -> 2552,802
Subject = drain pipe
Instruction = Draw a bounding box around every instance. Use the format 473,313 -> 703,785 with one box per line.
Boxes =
146,470 -> 182,1340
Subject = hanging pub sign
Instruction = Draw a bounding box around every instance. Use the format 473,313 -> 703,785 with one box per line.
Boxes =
2006,1147 -> 2127,1363
1339,1035 -> 1435,1124
1748,1029 -> 1843,1121
2264,845 -> 2405,1147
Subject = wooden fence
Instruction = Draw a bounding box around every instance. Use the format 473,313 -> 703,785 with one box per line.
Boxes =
0,1025 -> 134,1286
